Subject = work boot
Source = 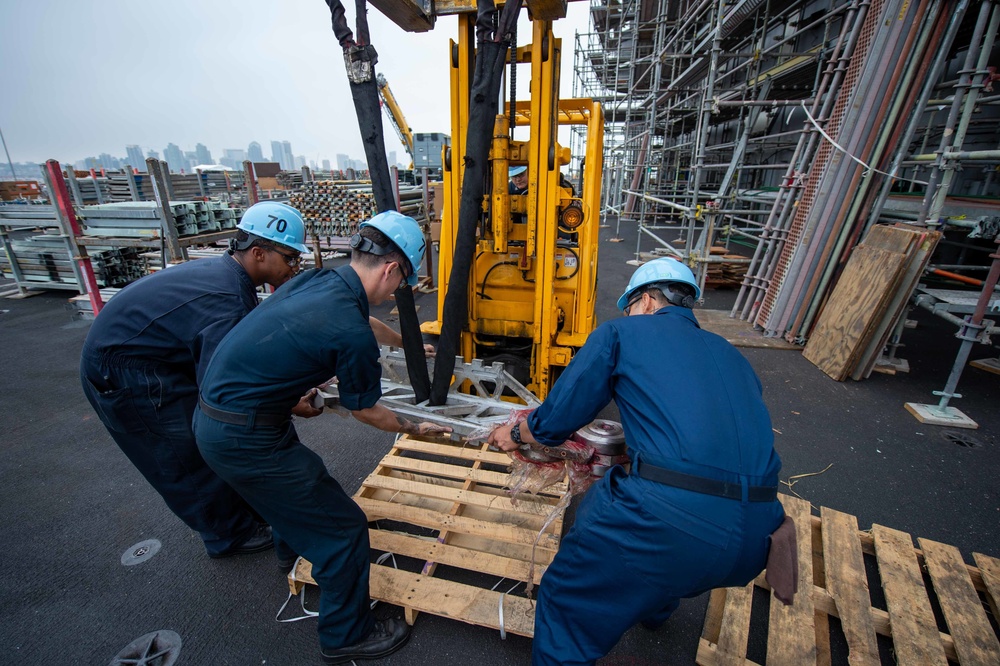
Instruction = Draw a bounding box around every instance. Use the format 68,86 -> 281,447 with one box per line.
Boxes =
209,524 -> 273,559
320,618 -> 411,664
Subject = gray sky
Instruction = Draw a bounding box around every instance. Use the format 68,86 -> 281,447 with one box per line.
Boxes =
0,0 -> 592,167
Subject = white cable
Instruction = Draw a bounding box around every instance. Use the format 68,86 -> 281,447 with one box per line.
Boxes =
370,552 -> 399,610
276,565 -> 320,623
800,102 -> 928,186
491,579 -> 521,640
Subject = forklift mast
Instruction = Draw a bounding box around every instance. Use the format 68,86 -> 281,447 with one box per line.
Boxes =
420,15 -> 605,400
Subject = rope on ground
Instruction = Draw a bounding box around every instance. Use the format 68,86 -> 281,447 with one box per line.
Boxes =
781,462 -> 834,510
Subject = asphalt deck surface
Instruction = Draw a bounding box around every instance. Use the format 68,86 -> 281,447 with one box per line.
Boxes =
1,220 -> 998,665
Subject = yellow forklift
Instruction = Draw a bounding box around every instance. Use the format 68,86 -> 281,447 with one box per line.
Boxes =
416,12 -> 604,400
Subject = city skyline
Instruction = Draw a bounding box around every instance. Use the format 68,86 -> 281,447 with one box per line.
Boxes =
0,1 -> 590,171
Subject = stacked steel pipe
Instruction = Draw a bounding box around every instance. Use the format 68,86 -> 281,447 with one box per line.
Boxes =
288,181 -> 427,238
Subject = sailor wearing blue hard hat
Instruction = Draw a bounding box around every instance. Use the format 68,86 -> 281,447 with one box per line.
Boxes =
194,209 -> 449,664
488,256 -> 785,665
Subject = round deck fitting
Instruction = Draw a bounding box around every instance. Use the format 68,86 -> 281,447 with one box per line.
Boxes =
120,539 -> 161,566
943,431 -> 983,449
109,629 -> 181,665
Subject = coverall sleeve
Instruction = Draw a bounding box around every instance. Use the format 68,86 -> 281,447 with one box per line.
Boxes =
192,315 -> 243,386
527,323 -> 619,446
333,324 -> 383,411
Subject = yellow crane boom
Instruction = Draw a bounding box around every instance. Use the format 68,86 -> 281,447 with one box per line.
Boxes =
376,74 -> 415,168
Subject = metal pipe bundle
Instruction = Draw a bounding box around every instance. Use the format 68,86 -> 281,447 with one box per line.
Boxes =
288,180 -> 428,238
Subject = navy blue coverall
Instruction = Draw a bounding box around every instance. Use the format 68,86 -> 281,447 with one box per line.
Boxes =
193,265 -> 382,651
80,254 -> 262,556
526,306 -> 784,665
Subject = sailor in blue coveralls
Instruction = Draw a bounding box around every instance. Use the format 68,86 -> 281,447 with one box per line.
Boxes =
489,258 -> 785,666
80,201 -> 310,558
193,211 -> 451,665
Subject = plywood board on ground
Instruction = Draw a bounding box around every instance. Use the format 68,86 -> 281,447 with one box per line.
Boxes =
288,434 -> 568,637
697,309 -> 800,350
697,496 -> 1000,665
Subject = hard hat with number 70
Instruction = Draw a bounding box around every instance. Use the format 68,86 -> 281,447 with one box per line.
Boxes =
617,257 -> 702,311
359,210 -> 426,287
237,201 -> 310,253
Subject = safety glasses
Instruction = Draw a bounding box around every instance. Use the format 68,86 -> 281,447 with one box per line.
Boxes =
269,246 -> 302,268
623,291 -> 644,316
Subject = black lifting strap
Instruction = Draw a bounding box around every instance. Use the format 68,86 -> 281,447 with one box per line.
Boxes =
429,0 -> 523,406
325,0 -> 431,404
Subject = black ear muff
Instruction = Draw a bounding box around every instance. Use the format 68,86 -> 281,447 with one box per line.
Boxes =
663,284 -> 695,309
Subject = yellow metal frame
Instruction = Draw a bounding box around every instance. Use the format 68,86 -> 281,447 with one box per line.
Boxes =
421,16 -> 604,399
376,75 -> 416,168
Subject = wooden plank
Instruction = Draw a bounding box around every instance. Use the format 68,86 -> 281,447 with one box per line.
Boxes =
374,454 -> 563,496
360,474 -> 559,517
767,495 -> 816,665
820,507 -> 879,665
369,530 -> 547,584
714,582 -> 755,664
696,309 -> 800,350
355,497 -> 561,551
803,245 -> 910,381
368,564 -> 537,637
872,524 -> 948,665
919,538 -> 1000,665
972,552 -> 1000,623
391,438 -> 512,465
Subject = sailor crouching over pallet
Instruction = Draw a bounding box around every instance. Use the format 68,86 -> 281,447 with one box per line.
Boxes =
193,211 -> 451,664
488,257 -> 788,666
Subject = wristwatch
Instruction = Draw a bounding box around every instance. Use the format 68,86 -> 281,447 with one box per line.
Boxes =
510,422 -> 524,446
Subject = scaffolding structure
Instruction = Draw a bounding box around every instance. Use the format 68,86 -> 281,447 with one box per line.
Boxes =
574,0 -> 1000,344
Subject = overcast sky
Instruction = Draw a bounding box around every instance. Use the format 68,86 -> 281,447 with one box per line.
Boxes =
0,0 -> 593,167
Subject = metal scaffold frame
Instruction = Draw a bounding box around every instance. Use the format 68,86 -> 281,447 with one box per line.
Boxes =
574,0 -> 1000,344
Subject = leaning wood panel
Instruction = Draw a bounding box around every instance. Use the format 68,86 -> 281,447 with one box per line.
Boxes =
919,538 -> 1000,666
872,524 -> 948,665
803,245 -> 909,380
972,553 -> 1000,622
819,507 -> 879,665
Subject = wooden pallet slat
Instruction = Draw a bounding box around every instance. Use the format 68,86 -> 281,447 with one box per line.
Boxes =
820,507 -> 879,666
872,524 -> 949,665
919,539 -> 1000,666
972,553 -> 1000,620
766,495 -> 816,665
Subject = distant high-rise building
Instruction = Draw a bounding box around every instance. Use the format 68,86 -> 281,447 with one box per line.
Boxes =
322,159 -> 331,171
195,143 -> 213,165
270,141 -> 283,166
389,151 -> 397,167
146,149 -> 160,161
336,154 -> 349,171
294,155 -> 306,169
281,141 -> 294,171
219,148 -> 248,170
164,143 -> 186,173
98,153 -> 121,170
248,141 -> 264,163
126,145 -> 145,170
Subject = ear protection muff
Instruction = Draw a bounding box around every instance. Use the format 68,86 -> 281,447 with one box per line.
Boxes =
660,283 -> 696,309
349,233 -> 392,257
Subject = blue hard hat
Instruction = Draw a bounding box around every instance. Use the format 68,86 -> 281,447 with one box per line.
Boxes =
359,211 -> 426,287
237,202 -> 310,253
617,257 -> 701,311
508,166 -> 527,177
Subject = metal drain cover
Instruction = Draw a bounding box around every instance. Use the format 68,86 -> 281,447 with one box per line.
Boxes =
943,431 -> 984,448
120,539 -> 161,566
109,630 -> 181,665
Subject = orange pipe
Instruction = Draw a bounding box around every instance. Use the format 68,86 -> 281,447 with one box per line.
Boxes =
930,268 -> 983,286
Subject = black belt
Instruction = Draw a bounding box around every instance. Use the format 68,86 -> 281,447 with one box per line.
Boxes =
198,398 -> 288,428
634,458 -> 777,502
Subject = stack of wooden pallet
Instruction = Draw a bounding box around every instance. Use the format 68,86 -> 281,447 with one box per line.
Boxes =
289,181 -> 379,238
705,246 -> 749,288
803,224 -> 941,381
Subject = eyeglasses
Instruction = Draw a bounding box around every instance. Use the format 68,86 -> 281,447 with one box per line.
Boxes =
386,260 -> 410,290
623,291 -> 644,316
269,246 -> 302,268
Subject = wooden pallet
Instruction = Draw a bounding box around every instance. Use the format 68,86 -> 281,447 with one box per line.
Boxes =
698,495 -> 1000,665
288,434 -> 569,637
